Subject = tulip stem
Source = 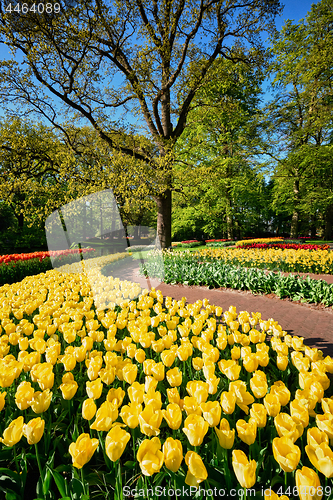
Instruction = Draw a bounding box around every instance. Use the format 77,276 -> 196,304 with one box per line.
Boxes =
80,468 -> 87,496
13,444 -> 20,474
243,487 -> 247,500
284,471 -> 287,489
34,443 -> 45,499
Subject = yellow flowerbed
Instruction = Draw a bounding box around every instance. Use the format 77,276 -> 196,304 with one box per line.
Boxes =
0,270 -> 333,499
197,247 -> 333,274
236,237 -> 284,246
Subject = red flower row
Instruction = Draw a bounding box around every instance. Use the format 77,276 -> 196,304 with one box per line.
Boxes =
0,248 -> 96,265
240,243 -> 330,251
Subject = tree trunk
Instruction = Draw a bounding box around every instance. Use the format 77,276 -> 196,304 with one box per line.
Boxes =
17,212 -> 24,228
226,214 -> 233,240
156,189 -> 172,249
324,205 -> 333,240
290,179 -> 300,239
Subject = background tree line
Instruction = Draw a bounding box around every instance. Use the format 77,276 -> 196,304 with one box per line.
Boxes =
0,0 -> 332,252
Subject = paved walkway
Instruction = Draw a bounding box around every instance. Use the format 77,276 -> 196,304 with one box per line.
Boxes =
127,265 -> 333,356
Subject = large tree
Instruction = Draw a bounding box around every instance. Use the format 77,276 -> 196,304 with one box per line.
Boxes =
0,0 -> 281,248
265,0 -> 333,238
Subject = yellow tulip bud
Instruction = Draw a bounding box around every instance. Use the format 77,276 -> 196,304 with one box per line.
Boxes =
30,389 -> 52,414
82,398 -> 97,421
162,403 -> 183,430
183,414 -> 209,446
305,443 -> 333,478
120,403 -> 142,428
166,367 -> 182,387
250,403 -> 267,428
236,418 -> 257,445
200,401 -> 221,427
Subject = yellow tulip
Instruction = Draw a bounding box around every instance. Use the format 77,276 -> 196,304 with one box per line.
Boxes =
185,451 -> 208,487
295,466 -> 323,500
0,416 -> 24,447
186,381 -> 209,404
122,364 -> 138,384
232,450 -> 256,488
236,418 -> 257,445
200,401 -> 221,427
264,393 -> 281,417
15,381 -> 35,410
316,413 -> 333,442
206,375 -> 220,395
250,372 -> 268,399
290,399 -> 309,428
166,367 -> 182,387
274,413 -> 303,442
277,354 -> 289,371
151,362 -> 165,382
307,427 -> 329,447
105,425 -> 130,462
82,398 -> 97,421
215,418 -> 235,449
59,378 -> 78,400
220,391 -> 236,414
218,359 -> 241,381
192,357 -> 204,371
86,378 -> 103,400
135,349 -> 146,363
127,382 -> 145,404
0,391 -> 6,412
90,401 -> 118,431
243,353 -> 259,373
183,414 -> 209,446
30,389 -> 52,414
143,388 -> 162,411
167,387 -> 180,405
137,437 -> 164,476
145,376 -> 158,392
183,396 -> 202,416
250,404 -> 267,428
23,417 -> 45,445
138,405 -> 163,437
120,403 -> 142,428
162,403 -> 183,430
272,437 -> 301,472
305,443 -> 333,478
163,437 -> 183,472
161,350 -> 176,367
106,387 -> 125,407
270,381 -> 291,406
229,381 -> 254,414
69,433 -> 99,469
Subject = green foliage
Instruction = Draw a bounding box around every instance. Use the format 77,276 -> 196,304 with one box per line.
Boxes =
142,251 -> 333,305
0,258 -> 53,286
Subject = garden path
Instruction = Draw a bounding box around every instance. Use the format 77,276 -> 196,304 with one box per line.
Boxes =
126,265 -> 333,356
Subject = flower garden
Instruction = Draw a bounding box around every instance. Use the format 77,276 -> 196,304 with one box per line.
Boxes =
0,241 -> 333,499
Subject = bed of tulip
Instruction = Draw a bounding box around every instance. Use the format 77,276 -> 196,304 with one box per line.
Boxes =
236,238 -> 284,247
1,266 -> 333,499
0,249 -> 96,266
240,243 -> 330,251
196,247 -> 333,275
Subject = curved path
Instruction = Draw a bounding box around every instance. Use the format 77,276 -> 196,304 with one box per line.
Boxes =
124,264 -> 333,356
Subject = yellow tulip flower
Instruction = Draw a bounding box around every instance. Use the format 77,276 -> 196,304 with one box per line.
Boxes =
232,449 -> 256,488
250,403 -> 267,428
120,403 -> 142,428
30,389 -> 52,414
200,401 -> 221,427
0,391 -> 6,412
215,418 -> 235,449
163,437 -> 183,472
264,393 -> 281,418
127,382 -> 145,404
270,381 -> 291,406
272,436 -> 301,472
290,399 -> 309,428
307,427 -> 329,447
105,425 -> 130,462
183,414 -> 209,446
316,413 -> 333,442
15,381 -> 35,411
220,391 -> 236,414
185,451 -> 208,487
162,403 -> 183,430
274,413 -> 303,442
166,367 -> 182,387
305,443 -> 333,478
296,466 -> 323,500
0,416 -> 24,447
90,401 -> 118,431
236,418 -> 257,445
23,417 -> 45,445
138,405 -> 163,437
137,437 -> 164,476
82,398 -> 97,421
69,433 -> 99,469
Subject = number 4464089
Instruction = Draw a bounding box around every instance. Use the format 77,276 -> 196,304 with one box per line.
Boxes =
5,3 -> 61,13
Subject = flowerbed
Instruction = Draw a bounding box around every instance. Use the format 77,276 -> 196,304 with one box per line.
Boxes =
198,247 -> 333,275
1,269 -> 333,499
0,249 -> 97,287
142,251 -> 333,305
236,238 -> 284,247
240,243 -> 330,251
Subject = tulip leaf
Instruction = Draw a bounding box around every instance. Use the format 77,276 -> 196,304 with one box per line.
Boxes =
271,474 -> 284,487
46,466 -> 67,498
123,461 -> 136,469
5,492 -> 21,500
69,478 -> 84,499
